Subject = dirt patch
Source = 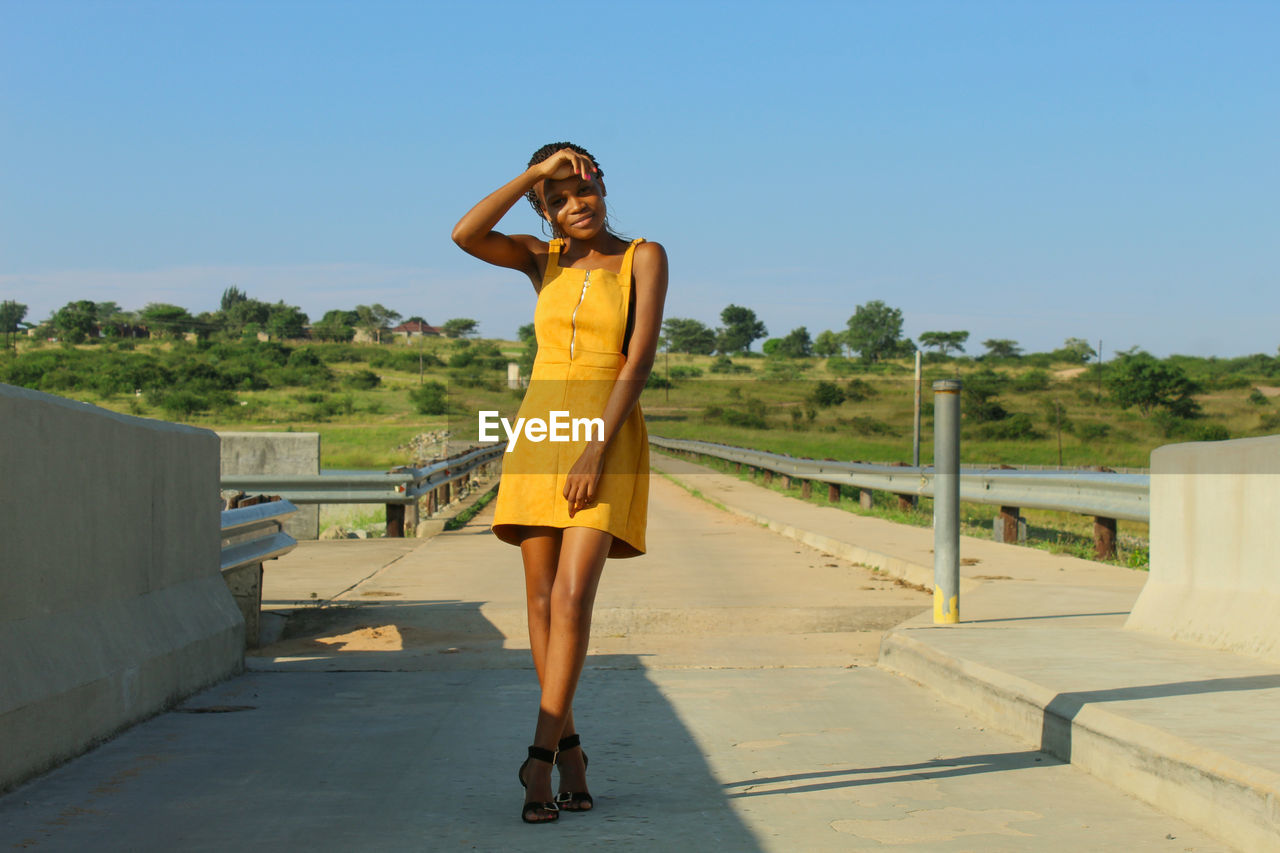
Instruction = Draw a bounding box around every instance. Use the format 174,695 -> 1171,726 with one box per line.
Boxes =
1053,367 -> 1087,379
1254,386 -> 1280,398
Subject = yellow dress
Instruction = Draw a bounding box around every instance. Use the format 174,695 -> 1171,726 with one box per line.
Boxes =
490,237 -> 650,558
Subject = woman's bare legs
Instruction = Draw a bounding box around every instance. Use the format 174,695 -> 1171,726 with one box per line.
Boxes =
519,525 -> 612,816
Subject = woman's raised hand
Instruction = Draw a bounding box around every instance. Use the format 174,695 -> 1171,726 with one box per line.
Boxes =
536,148 -> 597,183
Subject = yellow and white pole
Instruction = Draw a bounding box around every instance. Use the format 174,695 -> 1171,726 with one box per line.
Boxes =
932,379 -> 961,624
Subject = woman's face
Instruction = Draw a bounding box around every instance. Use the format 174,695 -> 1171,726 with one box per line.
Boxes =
539,174 -> 607,240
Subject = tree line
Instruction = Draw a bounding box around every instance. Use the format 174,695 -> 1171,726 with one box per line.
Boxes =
0,290 -> 480,345
659,299 -> 1101,365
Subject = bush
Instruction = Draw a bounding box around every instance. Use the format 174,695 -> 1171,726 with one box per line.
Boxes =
1151,412 -> 1230,441
368,348 -> 446,372
668,365 -> 702,379
448,366 -> 500,390
709,355 -> 751,374
836,416 -> 893,436
343,369 -> 382,390
646,372 -> 672,389
976,413 -> 1043,440
826,356 -> 858,375
1012,369 -> 1051,393
809,381 -> 845,408
1248,388 -> 1270,406
723,408 -> 769,429
844,378 -> 876,401
1075,422 -> 1110,441
155,388 -> 234,418
1210,374 -> 1251,390
1193,423 -> 1230,441
409,381 -> 449,415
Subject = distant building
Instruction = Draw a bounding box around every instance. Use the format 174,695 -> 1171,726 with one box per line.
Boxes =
392,320 -> 442,343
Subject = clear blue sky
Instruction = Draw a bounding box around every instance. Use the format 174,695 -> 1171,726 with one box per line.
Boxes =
2,0 -> 1276,358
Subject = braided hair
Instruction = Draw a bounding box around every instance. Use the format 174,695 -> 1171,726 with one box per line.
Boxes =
526,142 -> 626,240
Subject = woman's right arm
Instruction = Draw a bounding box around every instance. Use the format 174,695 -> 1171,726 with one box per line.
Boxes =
450,149 -> 597,281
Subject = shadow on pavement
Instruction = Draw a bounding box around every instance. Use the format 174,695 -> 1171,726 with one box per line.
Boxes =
0,600 -> 764,852
721,749 -> 1054,798
1042,673 -> 1280,761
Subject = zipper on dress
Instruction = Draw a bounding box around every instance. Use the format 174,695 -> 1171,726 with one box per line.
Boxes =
568,270 -> 591,360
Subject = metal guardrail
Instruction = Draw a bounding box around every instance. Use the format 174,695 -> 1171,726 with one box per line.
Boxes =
649,435 -> 1150,523
219,443 -> 507,505
220,499 -> 299,573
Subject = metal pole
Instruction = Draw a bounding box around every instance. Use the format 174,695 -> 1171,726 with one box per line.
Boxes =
933,379 -> 961,624
913,350 -> 922,467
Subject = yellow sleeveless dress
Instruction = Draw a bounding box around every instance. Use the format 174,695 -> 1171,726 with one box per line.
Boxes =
490,237 -> 650,558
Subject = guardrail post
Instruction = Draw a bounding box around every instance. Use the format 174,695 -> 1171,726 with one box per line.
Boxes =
933,379 -> 962,624
827,483 -> 840,504
801,480 -> 812,499
386,503 -> 405,538
995,505 -> 1020,543
859,488 -> 874,510
897,494 -> 916,511
763,469 -> 773,486
781,474 -> 791,489
1094,516 -> 1117,560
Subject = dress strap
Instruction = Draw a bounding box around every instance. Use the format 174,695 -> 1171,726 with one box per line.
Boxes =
546,238 -> 564,274
618,238 -> 645,287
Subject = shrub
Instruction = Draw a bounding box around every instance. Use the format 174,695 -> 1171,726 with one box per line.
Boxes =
155,388 -> 234,418
1151,412 -> 1230,441
837,416 -> 893,435
1211,374 -> 1251,390
809,381 -> 845,408
826,356 -> 858,375
1185,423 -> 1229,441
409,381 -> 449,415
723,408 -> 768,429
646,372 -> 672,389
343,369 -> 382,390
1248,388 -> 1270,406
369,348 -> 443,372
976,413 -> 1042,440
668,365 -> 702,379
844,378 -> 876,401
709,355 -> 751,374
1012,369 -> 1051,393
1075,422 -> 1110,441
448,366 -> 499,390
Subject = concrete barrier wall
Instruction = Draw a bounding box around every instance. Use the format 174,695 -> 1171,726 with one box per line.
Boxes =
0,384 -> 244,793
218,431 -> 320,539
1126,435 -> 1280,662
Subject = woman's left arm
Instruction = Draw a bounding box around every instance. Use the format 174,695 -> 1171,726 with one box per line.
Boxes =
563,242 -> 669,515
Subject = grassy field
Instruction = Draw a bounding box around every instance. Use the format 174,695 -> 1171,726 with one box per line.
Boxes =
8,336 -> 1276,566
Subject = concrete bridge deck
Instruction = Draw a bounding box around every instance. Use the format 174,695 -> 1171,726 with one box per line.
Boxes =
1,452 -> 1271,850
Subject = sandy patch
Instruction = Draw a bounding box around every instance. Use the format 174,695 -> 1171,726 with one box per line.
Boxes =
1053,367 -> 1087,379
1254,386 -> 1280,398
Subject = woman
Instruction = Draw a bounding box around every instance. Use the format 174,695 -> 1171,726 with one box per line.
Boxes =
451,142 -> 668,823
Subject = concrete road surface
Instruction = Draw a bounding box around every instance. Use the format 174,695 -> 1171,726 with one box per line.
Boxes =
0,474 -> 1227,851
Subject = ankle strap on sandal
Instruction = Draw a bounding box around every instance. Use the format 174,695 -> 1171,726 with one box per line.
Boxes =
527,744 -> 557,763
558,733 -> 580,751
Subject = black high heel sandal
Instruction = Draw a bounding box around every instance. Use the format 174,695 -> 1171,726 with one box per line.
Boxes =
555,733 -> 594,812
518,745 -> 559,824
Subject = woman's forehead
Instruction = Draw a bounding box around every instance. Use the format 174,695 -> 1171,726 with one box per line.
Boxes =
541,175 -> 593,197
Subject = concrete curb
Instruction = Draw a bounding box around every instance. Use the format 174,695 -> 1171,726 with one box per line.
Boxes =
880,625 -> 1280,853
